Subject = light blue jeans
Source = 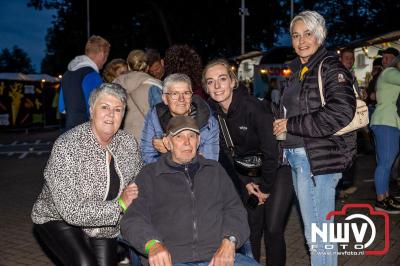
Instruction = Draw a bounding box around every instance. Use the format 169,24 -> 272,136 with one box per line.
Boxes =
173,253 -> 259,266
284,148 -> 341,266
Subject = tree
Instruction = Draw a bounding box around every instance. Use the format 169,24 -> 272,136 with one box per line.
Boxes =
29,0 -> 400,75
0,46 -> 35,73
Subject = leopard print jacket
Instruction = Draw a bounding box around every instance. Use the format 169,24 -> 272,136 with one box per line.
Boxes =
31,122 -> 143,238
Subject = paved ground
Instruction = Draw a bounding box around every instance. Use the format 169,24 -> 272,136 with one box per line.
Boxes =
0,129 -> 399,265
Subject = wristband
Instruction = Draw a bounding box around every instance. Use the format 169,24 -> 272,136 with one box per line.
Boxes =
145,239 -> 160,254
118,197 -> 127,212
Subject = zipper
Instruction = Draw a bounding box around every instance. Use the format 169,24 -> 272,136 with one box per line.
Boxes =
183,164 -> 198,260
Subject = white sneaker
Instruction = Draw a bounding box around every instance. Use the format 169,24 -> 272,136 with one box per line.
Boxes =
119,257 -> 130,264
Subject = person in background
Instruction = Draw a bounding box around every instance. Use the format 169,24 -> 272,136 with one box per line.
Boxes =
269,78 -> 281,106
204,59 -> 293,265
381,47 -> 399,69
121,116 -> 259,266
103,58 -> 129,82
366,57 -> 383,113
339,47 -> 355,72
114,49 -> 163,142
164,44 -> 208,100
146,48 -> 165,80
337,47 -> 359,198
59,35 -> 110,131
370,54 -> 400,213
273,11 -> 356,266
141,73 -> 219,164
32,83 -> 143,266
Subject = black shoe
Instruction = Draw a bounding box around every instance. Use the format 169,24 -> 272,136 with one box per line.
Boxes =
375,199 -> 400,214
387,196 -> 400,209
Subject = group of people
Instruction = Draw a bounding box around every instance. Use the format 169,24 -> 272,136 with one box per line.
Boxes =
30,9 -> 400,266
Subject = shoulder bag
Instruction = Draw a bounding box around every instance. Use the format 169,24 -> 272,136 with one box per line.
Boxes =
217,115 -> 262,177
318,58 -> 369,135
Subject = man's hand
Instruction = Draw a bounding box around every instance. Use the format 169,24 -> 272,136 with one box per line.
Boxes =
209,239 -> 235,266
152,138 -> 169,153
148,242 -> 172,266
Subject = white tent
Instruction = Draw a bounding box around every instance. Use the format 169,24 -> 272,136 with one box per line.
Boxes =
0,73 -> 59,83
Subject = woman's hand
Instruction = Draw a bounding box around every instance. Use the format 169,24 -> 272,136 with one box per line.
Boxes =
245,183 -> 268,204
273,119 -> 288,136
120,183 -> 139,208
152,138 -> 168,153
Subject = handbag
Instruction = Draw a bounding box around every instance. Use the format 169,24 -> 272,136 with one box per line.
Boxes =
318,58 -> 369,136
217,115 -> 262,177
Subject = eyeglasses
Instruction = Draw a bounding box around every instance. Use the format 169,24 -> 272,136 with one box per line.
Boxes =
291,31 -> 314,41
164,91 -> 193,100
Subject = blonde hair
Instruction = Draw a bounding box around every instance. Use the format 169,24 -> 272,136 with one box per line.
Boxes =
201,58 -> 238,92
127,50 -> 148,71
102,58 -> 128,82
85,35 -> 110,55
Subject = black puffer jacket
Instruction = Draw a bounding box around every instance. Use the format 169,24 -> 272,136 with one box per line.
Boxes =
284,47 -> 357,175
209,86 -> 279,193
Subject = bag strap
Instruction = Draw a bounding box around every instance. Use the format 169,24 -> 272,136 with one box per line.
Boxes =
217,115 -> 236,157
318,56 -> 360,107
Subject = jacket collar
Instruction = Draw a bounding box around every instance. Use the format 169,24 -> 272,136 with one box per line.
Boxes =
289,46 -> 331,79
81,121 -> 120,153
154,153 -> 214,176
155,95 -> 210,131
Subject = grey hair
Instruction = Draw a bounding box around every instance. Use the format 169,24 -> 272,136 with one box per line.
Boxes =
89,83 -> 127,111
290,10 -> 327,45
162,73 -> 192,93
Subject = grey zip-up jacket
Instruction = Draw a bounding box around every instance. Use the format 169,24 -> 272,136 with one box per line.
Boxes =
121,153 -> 249,264
31,122 -> 143,238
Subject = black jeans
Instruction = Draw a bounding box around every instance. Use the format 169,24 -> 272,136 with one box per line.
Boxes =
34,221 -> 118,266
243,166 -> 293,266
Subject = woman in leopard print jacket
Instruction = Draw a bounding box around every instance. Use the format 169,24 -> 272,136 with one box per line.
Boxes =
31,83 -> 143,266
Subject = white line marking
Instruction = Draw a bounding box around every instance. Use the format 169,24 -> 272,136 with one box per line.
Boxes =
18,152 -> 28,159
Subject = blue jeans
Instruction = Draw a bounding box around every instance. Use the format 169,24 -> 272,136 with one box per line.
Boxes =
371,125 -> 400,196
173,253 -> 260,266
284,148 -> 341,266
116,235 -> 141,266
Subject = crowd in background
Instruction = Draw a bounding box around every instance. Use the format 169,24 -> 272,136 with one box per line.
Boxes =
30,9 -> 400,266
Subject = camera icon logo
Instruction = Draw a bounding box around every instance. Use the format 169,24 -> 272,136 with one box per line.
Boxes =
311,203 -> 390,256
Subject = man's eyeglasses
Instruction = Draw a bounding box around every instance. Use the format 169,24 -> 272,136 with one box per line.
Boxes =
164,91 -> 193,100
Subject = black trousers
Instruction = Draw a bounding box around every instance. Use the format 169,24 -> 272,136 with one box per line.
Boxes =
34,221 -> 118,266
243,166 -> 293,266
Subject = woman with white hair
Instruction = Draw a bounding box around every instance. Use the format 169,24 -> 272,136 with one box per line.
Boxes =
32,83 -> 143,266
273,11 -> 357,266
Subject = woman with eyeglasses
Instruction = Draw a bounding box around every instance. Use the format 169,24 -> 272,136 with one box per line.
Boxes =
273,11 -> 357,266
140,73 -> 219,164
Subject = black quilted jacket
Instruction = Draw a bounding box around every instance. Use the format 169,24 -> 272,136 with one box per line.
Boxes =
284,47 -> 357,175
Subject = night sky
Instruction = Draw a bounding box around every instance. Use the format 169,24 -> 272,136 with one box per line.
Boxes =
0,0 -> 55,72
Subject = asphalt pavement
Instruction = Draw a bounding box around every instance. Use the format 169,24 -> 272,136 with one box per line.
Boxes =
0,128 -> 399,266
